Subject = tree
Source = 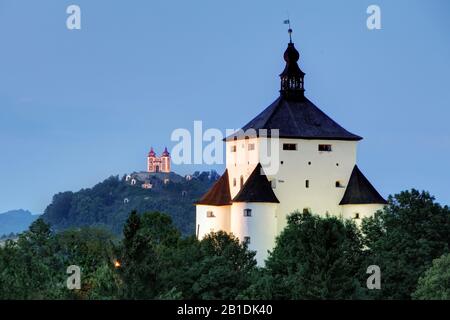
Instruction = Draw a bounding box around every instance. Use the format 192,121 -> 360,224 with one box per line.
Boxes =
118,211 -> 157,299
55,227 -> 118,299
0,219 -> 65,299
85,263 -> 121,300
412,253 -> 450,300
189,231 -> 257,300
362,189 -> 450,299
264,211 -> 366,300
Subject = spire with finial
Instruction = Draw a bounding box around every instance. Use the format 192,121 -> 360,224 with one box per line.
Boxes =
162,147 -> 170,157
285,18 -> 293,43
279,21 -> 305,99
148,147 -> 156,157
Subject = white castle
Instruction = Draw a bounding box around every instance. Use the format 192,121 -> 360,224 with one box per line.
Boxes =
195,33 -> 387,265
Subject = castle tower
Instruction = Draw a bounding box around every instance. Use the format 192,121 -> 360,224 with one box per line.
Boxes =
195,30 -> 386,265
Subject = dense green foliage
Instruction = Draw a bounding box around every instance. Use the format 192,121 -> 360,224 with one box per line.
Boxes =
0,219 -> 118,299
258,212 -> 366,299
362,189 -> 450,299
117,211 -> 256,299
0,189 -> 448,300
41,172 -> 216,236
412,253 -> 450,300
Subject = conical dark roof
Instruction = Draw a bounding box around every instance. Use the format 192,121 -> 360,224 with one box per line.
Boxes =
232,164 -> 280,203
339,165 -> 387,205
226,96 -> 362,141
195,170 -> 232,206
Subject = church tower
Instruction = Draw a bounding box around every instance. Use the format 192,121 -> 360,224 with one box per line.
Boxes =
161,147 -> 171,173
195,30 -> 386,265
147,147 -> 171,173
147,147 -> 157,172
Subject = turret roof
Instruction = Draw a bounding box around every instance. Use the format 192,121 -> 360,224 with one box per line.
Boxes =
339,165 -> 387,205
232,164 -> 280,203
195,170 -> 232,206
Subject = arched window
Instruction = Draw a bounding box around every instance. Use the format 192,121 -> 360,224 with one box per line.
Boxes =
240,175 -> 244,188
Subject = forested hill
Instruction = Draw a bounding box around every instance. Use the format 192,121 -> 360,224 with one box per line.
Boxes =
41,171 -> 219,236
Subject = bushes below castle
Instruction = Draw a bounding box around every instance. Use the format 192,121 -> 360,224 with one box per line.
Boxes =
0,189 -> 449,300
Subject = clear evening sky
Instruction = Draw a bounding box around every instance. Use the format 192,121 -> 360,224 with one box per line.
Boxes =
0,0 -> 449,214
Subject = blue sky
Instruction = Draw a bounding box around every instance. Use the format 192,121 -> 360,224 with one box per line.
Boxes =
0,0 -> 449,214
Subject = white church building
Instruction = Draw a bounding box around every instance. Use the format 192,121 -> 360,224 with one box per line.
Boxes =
195,32 -> 387,264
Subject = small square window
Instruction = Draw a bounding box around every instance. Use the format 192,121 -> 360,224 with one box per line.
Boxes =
283,143 -> 297,151
206,211 -> 215,218
335,181 -> 344,188
243,236 -> 251,245
243,209 -> 252,217
230,145 -> 237,152
318,144 -> 332,152
248,143 -> 255,151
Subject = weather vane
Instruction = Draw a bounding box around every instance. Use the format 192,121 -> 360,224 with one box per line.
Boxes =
283,18 -> 293,43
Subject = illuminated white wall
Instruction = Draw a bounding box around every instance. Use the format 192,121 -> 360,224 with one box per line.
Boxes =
226,137 -> 358,232
195,205 -> 231,239
230,202 -> 278,265
341,203 -> 385,226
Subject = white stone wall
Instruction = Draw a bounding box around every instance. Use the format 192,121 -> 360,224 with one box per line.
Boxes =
195,205 -> 231,239
230,202 -> 278,265
226,138 -> 261,198
269,138 -> 358,233
226,137 -> 358,232
341,203 -> 385,226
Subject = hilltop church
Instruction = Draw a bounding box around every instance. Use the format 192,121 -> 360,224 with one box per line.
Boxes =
195,31 -> 387,264
147,147 -> 171,173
